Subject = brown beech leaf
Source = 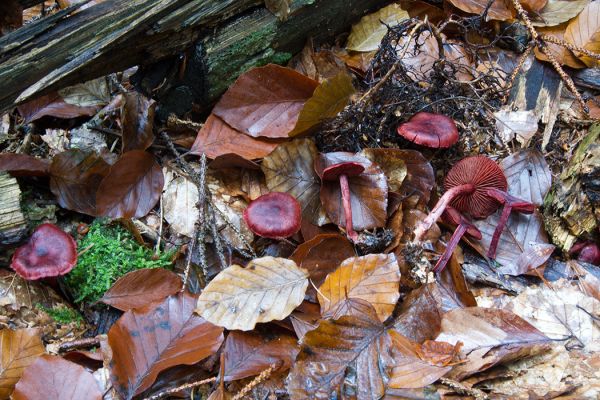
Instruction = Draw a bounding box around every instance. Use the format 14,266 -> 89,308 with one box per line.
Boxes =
522,0 -> 548,12
49,149 -> 111,216
96,150 -> 164,219
319,253 -> 400,322
288,303 -> 392,400
290,233 -> 355,301
100,268 -> 181,311
212,64 -> 318,139
317,152 -> 388,231
190,114 -> 278,160
289,72 -> 355,137
446,0 -> 514,21
531,0 -> 589,27
0,153 -> 50,177
223,331 -> 299,381
289,301 -> 321,340
346,4 -> 409,52
564,1 -> 600,67
436,307 -> 552,379
195,257 -> 309,331
289,45 -> 348,82
381,149 -> 434,207
359,148 -> 408,193
535,24 -> 586,68
108,292 -> 224,399
121,92 -> 156,152
261,139 -> 322,224
0,328 -> 45,398
387,331 -> 452,389
17,93 -> 99,124
12,355 -> 101,400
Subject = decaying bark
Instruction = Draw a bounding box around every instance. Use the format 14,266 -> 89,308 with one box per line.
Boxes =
0,172 -> 27,245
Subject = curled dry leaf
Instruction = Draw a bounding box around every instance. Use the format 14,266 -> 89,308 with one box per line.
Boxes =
57,76 -> 111,108
446,0 -> 514,21
318,253 -> 400,322
212,64 -> 318,139
12,355 -> 102,400
0,328 -> 45,398
346,4 -> 409,52
161,175 -> 199,237
121,91 -> 155,152
564,1 -> 600,67
100,268 -> 181,312
261,139 -> 322,224
190,114 -> 278,160
531,0 -> 589,27
96,150 -> 164,219
195,257 -> 309,331
223,331 -> 299,381
108,292 -> 224,399
17,93 -> 99,124
0,153 -> 50,177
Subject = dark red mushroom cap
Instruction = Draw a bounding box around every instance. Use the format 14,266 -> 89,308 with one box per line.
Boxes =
321,162 -> 365,181
10,223 -> 78,280
569,241 -> 600,265
444,156 -> 507,219
243,192 -> 302,239
442,207 -> 482,239
397,112 -> 459,148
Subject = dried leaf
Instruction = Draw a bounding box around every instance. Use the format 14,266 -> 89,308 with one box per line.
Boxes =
190,114 -> 278,160
121,92 -> 156,152
289,72 -> 355,136
359,148 -> 408,193
446,0 -> 514,21
531,0 -> 589,27
261,139 -> 322,224
346,4 -> 409,52
501,150 -> 552,206
195,257 -> 309,331
161,175 -> 198,237
17,93 -> 99,124
96,150 -> 164,219
535,24 -> 586,68
522,0 -> 548,12
223,331 -> 299,381
318,254 -> 400,322
289,45 -> 348,82
213,64 -> 318,139
12,355 -> 102,400
265,0 -> 290,21
494,109 -> 539,146
49,149 -> 111,216
436,307 -> 552,379
382,149 -> 433,207
0,328 -> 45,398
564,1 -> 600,67
0,153 -> 50,177
443,40 -> 475,81
100,268 -> 181,311
397,30 -> 440,79
108,292 -> 224,399
58,77 -> 110,108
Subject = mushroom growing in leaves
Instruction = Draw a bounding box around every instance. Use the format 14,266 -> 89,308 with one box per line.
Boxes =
10,223 -> 78,280
569,241 -> 600,265
415,156 -> 506,241
397,112 -> 459,148
243,192 -> 302,239
433,207 -> 481,273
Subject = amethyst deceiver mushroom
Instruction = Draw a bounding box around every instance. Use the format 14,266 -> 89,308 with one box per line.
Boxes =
10,223 -> 78,280
415,156 -> 507,241
397,112 -> 459,148
569,241 -> 600,265
243,192 -> 301,239
433,207 -> 481,274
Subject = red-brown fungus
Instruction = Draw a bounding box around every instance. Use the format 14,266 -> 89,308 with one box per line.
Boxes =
433,207 -> 481,274
10,223 -> 78,280
569,241 -> 600,265
243,192 -> 302,239
397,112 -> 459,148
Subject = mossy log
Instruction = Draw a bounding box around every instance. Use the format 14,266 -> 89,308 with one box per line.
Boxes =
0,0 -> 391,115
0,172 -> 27,245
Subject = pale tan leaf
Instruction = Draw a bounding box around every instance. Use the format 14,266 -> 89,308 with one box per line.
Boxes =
346,4 -> 409,52
0,328 -> 45,398
196,257 -> 309,331
564,1 -> 600,67
58,77 -> 110,108
531,0 -> 589,27
318,253 -> 400,322
162,175 -> 199,237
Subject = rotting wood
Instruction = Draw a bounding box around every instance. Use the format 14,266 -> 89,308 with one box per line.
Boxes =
0,172 -> 27,245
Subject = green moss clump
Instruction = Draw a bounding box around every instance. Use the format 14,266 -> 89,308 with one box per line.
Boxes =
65,220 -> 173,304
37,304 -> 83,326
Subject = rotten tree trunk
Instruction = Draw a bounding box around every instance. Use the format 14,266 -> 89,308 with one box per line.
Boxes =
0,172 -> 27,245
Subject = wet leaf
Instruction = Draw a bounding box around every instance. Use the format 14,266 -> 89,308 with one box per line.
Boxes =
383,149 -> 433,207
0,154 -> 50,177
108,292 -> 224,399
289,302 -> 321,340
121,92 -> 156,152
223,331 -> 299,381
261,139 -> 322,224
531,0 -> 589,27
96,150 -> 164,219
58,77 -> 110,108
49,149 -> 111,216
436,307 -> 552,379
100,268 -> 181,311
318,254 -> 400,322
213,64 -> 318,139
190,114 -> 278,160
17,93 -> 99,124
360,148 -> 408,193
289,72 -> 355,137
564,1 -> 600,67
0,328 -> 45,398
195,257 -> 309,331
12,355 -> 102,400
446,0 -> 514,21
346,4 -> 409,52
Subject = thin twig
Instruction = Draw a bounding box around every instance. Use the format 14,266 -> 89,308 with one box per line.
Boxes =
232,364 -> 277,400
142,376 -> 217,400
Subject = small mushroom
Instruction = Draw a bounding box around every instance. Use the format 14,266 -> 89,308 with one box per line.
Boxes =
415,156 -> 506,241
243,192 -> 301,239
569,241 -> 600,265
10,223 -> 78,280
397,112 -> 459,148
433,207 -> 481,274
484,188 -> 536,259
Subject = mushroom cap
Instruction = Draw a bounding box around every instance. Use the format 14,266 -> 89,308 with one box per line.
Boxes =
315,152 -> 369,181
322,162 -> 365,181
442,207 -> 482,239
243,192 -> 302,239
444,156 -> 507,219
570,241 -> 600,265
397,112 -> 459,148
10,223 -> 78,280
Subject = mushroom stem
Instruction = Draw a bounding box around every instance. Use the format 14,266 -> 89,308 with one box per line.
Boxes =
433,223 -> 467,274
339,174 -> 358,242
415,183 -> 475,242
